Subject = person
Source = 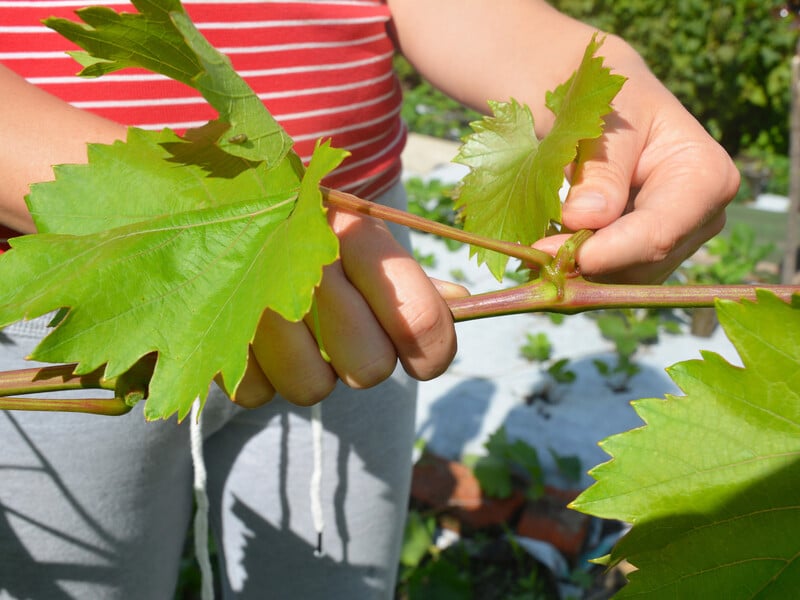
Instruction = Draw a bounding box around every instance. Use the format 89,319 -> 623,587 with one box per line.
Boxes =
0,0 -> 738,598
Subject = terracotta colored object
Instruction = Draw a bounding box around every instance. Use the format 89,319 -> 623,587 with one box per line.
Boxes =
515,486 -> 590,561
411,453 -> 525,531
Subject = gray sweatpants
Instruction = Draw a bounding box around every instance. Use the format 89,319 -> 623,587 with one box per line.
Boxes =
0,184 -> 418,600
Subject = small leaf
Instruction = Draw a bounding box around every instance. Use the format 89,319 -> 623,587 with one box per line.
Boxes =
473,454 -> 513,499
520,332 -> 553,363
571,290 -> 800,598
453,34 -> 625,280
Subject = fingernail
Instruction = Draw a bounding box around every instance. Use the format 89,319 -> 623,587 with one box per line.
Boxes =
430,278 -> 470,299
566,192 -> 607,213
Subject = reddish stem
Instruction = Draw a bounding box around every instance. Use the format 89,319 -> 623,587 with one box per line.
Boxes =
448,279 -> 800,321
323,187 -> 553,268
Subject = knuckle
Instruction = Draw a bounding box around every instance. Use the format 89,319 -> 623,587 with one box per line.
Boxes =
284,378 -> 336,407
642,219 -> 676,265
232,387 -> 275,409
345,350 -> 397,389
400,301 -> 457,381
403,298 -> 450,345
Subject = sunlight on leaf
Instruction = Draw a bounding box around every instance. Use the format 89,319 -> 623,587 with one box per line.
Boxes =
0,138 -> 344,421
45,0 -> 292,164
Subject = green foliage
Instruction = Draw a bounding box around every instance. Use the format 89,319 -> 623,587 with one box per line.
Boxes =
400,510 -> 438,570
681,222 -> 775,285
520,333 -> 576,389
404,177 -> 460,229
453,35 -> 625,279
473,426 -> 544,500
397,521 -> 550,600
591,309 -> 677,392
0,3 -> 343,420
402,555 -> 472,600
546,358 -> 577,385
595,309 -> 661,358
519,332 -> 554,363
572,291 -> 800,597
548,448 -> 582,484
550,0 -> 798,157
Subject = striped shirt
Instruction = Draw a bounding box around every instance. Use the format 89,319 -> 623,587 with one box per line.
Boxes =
0,0 -> 406,246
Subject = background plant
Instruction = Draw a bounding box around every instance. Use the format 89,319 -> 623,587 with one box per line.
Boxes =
395,55 -> 483,141
519,332 -> 577,403
591,309 -> 680,393
549,0 -> 797,160
680,222 -> 776,285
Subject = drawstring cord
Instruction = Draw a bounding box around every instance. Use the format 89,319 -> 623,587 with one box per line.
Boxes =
188,395 -> 324,599
310,401 -> 325,557
190,398 -> 215,600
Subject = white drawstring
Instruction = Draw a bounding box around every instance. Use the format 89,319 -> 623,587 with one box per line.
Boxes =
310,401 -> 325,557
189,393 -> 324,596
190,398 -> 215,600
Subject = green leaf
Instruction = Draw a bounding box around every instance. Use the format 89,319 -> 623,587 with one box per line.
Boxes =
44,0 -> 292,164
0,1 -> 348,421
474,426 -> 543,499
571,290 -> 800,598
548,448 -> 582,483
453,34 -> 625,280
29,125 -> 304,235
401,510 -> 436,568
520,332 -> 553,363
0,139 -> 344,421
473,454 -> 513,499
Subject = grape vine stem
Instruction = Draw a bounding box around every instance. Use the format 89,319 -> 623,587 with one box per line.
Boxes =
1,189 -> 799,412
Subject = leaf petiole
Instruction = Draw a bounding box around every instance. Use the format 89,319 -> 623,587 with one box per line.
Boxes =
322,187 -> 554,269
0,363 -> 131,415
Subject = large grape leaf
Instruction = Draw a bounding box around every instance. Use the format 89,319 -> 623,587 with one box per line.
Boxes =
0,0 -> 346,420
571,290 -> 800,598
44,0 -> 292,164
453,35 -> 625,280
0,141 -> 344,422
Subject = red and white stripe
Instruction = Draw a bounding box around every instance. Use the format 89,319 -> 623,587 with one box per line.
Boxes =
0,0 -> 406,204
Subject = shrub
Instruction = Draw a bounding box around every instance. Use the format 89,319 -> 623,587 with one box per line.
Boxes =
549,0 -> 798,157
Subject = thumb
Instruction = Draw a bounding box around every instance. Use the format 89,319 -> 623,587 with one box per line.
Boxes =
429,277 -> 470,300
561,131 -> 639,233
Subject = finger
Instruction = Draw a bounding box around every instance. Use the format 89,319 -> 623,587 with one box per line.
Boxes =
560,110 -> 642,233
251,308 -> 337,406
331,207 -> 458,381
227,348 -> 276,408
306,260 -> 398,389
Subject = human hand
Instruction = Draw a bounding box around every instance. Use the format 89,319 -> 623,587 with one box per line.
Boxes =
534,52 -> 740,284
231,206 -> 467,408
